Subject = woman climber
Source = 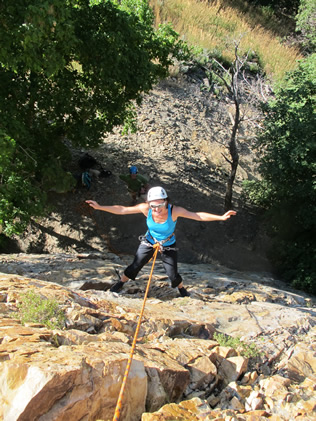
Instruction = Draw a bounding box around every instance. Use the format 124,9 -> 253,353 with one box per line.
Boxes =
86,186 -> 236,297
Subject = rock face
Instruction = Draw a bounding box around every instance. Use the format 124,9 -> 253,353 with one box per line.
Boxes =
0,253 -> 315,420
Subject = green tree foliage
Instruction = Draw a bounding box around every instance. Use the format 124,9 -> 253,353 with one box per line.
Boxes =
0,130 -> 47,237
0,0 -> 187,238
296,0 -> 316,53
244,54 -> 316,294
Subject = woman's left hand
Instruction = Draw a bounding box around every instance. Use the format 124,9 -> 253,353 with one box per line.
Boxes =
222,210 -> 237,220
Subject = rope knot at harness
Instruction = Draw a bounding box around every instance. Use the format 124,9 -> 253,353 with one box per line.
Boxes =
154,242 -> 163,252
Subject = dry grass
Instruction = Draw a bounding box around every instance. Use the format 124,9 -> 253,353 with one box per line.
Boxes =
151,0 -> 303,81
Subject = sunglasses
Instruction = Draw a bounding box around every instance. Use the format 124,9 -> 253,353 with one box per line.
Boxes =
150,201 -> 166,210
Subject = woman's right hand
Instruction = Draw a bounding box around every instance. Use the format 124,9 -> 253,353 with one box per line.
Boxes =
85,200 -> 99,209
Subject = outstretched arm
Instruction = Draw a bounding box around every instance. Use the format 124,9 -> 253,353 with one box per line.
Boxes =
173,206 -> 236,221
85,200 -> 148,215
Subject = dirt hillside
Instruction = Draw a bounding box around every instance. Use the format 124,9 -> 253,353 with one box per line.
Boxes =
6,72 -> 273,274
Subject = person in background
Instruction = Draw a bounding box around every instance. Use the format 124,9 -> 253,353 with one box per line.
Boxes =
86,186 -> 236,298
119,166 -> 149,204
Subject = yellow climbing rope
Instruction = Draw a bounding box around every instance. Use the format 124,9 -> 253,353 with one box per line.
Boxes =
112,243 -> 160,421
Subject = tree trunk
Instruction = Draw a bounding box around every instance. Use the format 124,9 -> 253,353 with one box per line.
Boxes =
224,101 -> 240,211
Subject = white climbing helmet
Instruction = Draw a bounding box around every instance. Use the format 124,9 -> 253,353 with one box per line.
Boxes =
147,186 -> 168,202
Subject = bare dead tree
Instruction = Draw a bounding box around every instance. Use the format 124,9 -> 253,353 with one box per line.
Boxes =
211,41 -> 249,210
210,40 -> 268,210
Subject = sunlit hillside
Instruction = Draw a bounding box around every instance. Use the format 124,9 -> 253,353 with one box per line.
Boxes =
151,0 -> 303,80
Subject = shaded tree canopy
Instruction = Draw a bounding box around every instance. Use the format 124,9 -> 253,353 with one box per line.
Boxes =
0,0 -> 187,237
244,53 -> 316,294
247,0 -> 300,16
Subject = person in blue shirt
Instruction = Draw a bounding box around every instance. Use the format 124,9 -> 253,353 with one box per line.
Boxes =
86,186 -> 236,297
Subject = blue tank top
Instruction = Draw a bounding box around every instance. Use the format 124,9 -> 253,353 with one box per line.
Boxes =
146,204 -> 177,246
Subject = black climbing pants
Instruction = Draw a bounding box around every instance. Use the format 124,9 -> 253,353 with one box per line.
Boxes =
124,241 -> 182,288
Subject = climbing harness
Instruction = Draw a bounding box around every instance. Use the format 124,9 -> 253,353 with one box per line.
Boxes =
139,232 -> 178,252
112,243 -> 160,421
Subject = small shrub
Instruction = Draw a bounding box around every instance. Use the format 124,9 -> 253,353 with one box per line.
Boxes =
214,332 -> 262,358
246,61 -> 261,75
260,5 -> 275,20
15,290 -> 65,330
